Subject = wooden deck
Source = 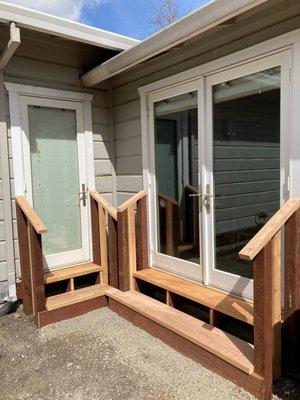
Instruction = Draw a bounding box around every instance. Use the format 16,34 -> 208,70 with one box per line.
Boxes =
44,263 -> 102,284
134,268 -> 254,325
107,288 -> 254,374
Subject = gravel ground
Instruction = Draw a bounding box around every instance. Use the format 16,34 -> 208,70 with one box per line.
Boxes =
0,305 -> 299,400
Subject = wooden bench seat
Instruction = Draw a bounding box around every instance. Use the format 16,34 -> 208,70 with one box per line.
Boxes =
44,263 -> 102,284
133,268 -> 253,325
107,288 -> 254,374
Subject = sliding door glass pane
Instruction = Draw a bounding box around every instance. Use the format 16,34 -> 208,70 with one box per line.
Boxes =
154,91 -> 200,264
28,106 -> 82,256
213,67 -> 281,278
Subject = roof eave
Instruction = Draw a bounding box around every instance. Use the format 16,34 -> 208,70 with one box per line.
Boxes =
81,0 -> 269,87
0,1 -> 140,51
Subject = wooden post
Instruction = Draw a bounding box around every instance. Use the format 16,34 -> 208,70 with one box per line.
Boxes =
272,231 -> 281,381
90,197 -> 101,266
284,210 -> 300,378
118,204 -> 136,291
99,205 -> 108,284
165,201 -> 174,256
108,214 -> 118,288
16,204 -> 33,315
136,196 -> 148,270
253,239 -> 274,400
28,224 -> 46,314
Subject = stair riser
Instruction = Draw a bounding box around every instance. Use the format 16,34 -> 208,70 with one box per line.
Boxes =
37,295 -> 108,328
108,298 -> 265,400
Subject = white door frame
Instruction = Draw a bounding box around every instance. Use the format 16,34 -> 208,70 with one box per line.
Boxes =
147,79 -> 203,281
140,42 -> 292,299
203,51 -> 292,299
5,83 -> 95,269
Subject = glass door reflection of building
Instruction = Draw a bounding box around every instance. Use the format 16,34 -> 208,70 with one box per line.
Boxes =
212,67 -> 281,280
154,91 -> 200,267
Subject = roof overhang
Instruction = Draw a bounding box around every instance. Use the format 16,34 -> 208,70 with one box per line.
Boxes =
0,1 -> 140,51
81,0 -> 270,87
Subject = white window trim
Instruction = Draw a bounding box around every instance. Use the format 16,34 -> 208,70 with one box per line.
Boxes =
4,83 -> 95,196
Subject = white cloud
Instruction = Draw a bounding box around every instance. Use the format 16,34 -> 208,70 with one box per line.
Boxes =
5,0 -> 105,21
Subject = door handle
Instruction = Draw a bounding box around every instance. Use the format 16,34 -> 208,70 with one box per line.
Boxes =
78,183 -> 88,206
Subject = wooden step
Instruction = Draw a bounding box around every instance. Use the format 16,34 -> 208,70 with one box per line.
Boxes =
44,263 -> 102,284
107,288 -> 254,374
45,283 -> 109,311
133,268 -> 253,325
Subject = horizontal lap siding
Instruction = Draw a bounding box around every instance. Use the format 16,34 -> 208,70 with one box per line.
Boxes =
0,30 -> 113,283
111,1 -> 297,209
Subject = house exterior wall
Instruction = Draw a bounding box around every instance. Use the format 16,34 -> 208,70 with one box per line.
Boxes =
0,28 -> 114,294
112,0 -> 300,204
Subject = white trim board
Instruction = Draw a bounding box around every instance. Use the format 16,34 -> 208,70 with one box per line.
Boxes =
0,1 -> 139,51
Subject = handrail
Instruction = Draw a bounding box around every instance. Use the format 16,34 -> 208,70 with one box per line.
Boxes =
15,196 -> 47,234
239,197 -> 300,261
117,189 -> 147,212
158,192 -> 178,206
89,191 -> 117,220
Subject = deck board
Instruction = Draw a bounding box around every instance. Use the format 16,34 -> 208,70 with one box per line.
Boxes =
133,268 -> 253,325
44,263 -> 102,284
107,288 -> 254,374
46,284 -> 108,310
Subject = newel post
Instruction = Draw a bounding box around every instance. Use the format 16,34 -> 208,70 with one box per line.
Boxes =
283,209 -> 300,378
117,204 -> 136,291
253,232 -> 281,399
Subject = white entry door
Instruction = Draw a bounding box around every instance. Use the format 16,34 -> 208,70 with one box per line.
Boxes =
203,52 -> 291,299
21,97 -> 91,270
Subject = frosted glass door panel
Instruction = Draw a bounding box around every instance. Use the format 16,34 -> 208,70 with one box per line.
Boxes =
28,106 -> 82,256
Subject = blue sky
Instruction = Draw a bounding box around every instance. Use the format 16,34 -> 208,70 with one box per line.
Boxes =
7,0 -> 210,39
82,0 -> 210,39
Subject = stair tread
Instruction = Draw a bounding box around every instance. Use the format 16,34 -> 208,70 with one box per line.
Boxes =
107,288 -> 254,374
134,268 -> 253,325
46,284 -> 108,310
44,263 -> 102,284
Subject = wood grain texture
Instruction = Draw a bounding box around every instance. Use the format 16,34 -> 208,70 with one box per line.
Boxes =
134,268 -> 253,324
38,295 -> 108,328
108,214 -> 119,288
239,198 -> 300,261
15,196 -> 47,234
44,263 -> 102,284
253,240 -> 274,399
89,191 -> 117,220
117,205 -> 136,291
99,205 -> 108,284
90,197 -> 101,266
136,196 -> 148,270
16,204 -> 33,315
28,224 -> 46,314
107,288 -> 254,374
45,283 -> 109,310
283,209 -> 300,378
117,189 -> 147,212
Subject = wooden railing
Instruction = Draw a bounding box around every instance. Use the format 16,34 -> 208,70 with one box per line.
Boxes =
15,196 -> 47,316
89,189 -> 148,291
158,193 -> 178,256
239,198 -> 300,397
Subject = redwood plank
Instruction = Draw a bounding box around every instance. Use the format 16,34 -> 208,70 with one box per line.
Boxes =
90,197 -> 101,266
99,205 -> 108,284
16,204 -> 32,315
253,240 -> 274,399
108,214 -> 118,288
28,224 -> 46,314
283,209 -> 300,378
136,196 -> 148,270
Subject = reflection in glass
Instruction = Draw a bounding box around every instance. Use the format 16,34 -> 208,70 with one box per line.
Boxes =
213,67 -> 281,278
154,91 -> 199,264
29,106 -> 82,256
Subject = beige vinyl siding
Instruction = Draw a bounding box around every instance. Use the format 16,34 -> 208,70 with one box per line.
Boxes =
112,0 -> 300,203
0,28 -> 114,283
